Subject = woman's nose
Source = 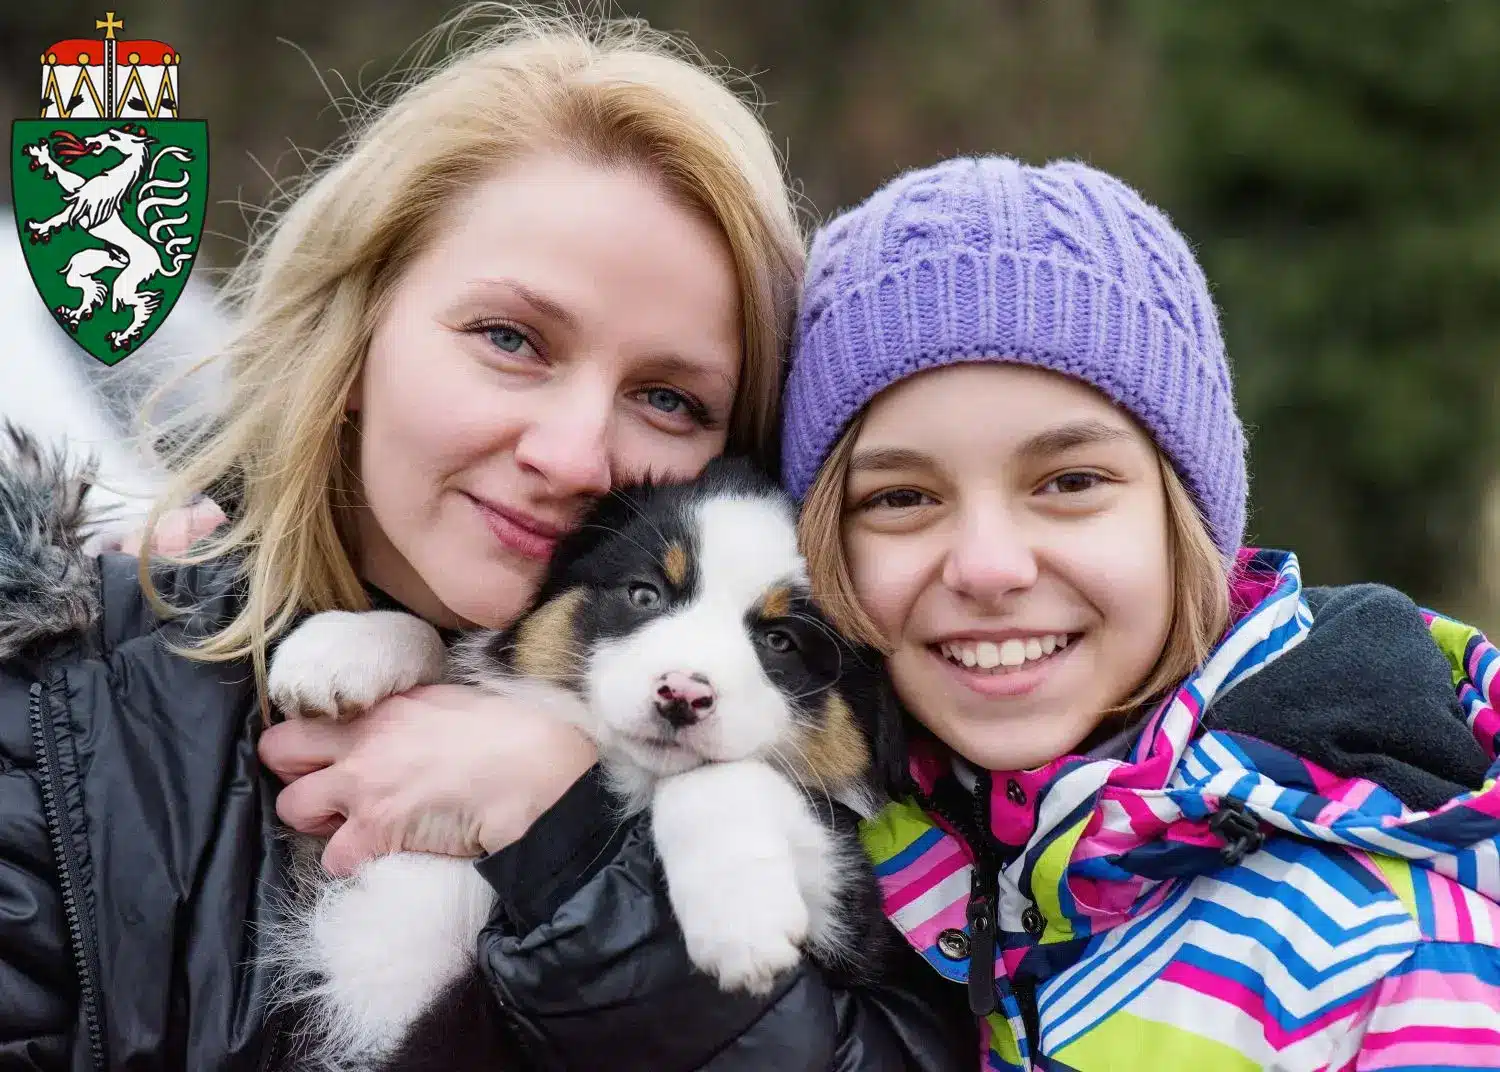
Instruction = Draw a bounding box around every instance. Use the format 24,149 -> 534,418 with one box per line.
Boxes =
513,389 -> 613,498
941,506 -> 1039,603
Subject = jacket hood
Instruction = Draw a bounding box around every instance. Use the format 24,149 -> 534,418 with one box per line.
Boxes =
0,422 -> 101,660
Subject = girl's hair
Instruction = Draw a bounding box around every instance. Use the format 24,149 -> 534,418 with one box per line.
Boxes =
141,4 -> 806,712
798,414 -> 1230,716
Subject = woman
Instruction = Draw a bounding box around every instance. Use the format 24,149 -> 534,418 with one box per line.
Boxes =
0,12 -> 968,1070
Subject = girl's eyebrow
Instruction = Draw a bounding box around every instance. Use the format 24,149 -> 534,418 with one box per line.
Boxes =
847,446 -> 933,475
1014,419 -> 1132,463
849,420 -> 1131,476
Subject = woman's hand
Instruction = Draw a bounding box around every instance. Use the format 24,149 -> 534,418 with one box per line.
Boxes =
257,683 -> 599,876
114,498 -> 226,555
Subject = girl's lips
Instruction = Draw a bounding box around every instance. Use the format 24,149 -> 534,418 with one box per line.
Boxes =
930,634 -> 1078,698
467,495 -> 563,561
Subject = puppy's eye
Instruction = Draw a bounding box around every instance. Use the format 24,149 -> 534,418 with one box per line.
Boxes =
628,582 -> 661,608
759,627 -> 797,653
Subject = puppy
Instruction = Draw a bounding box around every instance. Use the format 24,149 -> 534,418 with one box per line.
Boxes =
263,456 -> 899,1071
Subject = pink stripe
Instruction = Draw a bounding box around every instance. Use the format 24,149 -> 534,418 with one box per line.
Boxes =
1449,875 -> 1476,944
881,844 -> 969,915
1380,968 -> 1500,1008
1358,1032 -> 1500,1069
1457,787 -> 1500,819
1158,962 -> 1363,1049
1427,868 -> 1461,940
1112,791 -> 1172,838
904,896 -> 971,951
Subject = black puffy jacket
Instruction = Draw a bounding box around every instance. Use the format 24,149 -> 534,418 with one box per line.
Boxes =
0,442 -> 973,1071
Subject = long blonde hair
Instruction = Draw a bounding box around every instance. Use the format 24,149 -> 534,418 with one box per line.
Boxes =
142,5 -> 806,715
797,412 -> 1230,717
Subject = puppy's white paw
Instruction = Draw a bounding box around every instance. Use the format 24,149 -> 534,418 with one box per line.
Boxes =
268,610 -> 446,720
652,760 -> 814,995
677,869 -> 808,994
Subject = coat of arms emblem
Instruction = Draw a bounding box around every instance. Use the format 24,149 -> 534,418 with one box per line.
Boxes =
10,12 -> 208,364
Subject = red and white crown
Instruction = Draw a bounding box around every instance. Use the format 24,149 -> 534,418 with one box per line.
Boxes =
40,13 -> 181,120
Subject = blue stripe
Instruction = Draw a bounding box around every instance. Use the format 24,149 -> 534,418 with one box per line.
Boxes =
1043,880 -> 1194,1012
1173,943 -> 1406,1030
872,825 -> 946,877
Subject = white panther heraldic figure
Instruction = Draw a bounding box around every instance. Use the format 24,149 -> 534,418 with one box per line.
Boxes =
14,13 -> 207,363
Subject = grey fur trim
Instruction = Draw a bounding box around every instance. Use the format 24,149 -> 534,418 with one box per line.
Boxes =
0,421 -> 102,660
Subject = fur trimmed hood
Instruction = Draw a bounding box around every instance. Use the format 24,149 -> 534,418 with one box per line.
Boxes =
0,422 -> 101,660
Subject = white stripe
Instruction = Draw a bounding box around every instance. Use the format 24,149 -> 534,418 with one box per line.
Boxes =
889,863 -> 970,934
1045,884 -> 1201,1043
1116,976 -> 1360,1069
1370,995 -> 1500,1032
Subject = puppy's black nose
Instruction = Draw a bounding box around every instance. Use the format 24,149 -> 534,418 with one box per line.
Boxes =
654,671 -> 716,728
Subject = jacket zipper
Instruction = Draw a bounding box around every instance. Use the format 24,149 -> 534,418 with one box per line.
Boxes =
30,681 -> 106,1070
964,772 -> 999,1017
924,775 -> 1001,1017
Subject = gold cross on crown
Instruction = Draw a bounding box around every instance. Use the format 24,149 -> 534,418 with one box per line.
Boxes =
95,11 -> 124,39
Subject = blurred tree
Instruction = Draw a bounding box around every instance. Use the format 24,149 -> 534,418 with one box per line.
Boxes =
1144,1 -> 1500,621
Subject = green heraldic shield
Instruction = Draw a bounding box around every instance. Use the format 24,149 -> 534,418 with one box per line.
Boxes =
11,15 -> 208,364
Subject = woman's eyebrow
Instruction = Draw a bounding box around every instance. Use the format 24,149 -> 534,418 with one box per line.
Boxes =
466,277 -> 577,330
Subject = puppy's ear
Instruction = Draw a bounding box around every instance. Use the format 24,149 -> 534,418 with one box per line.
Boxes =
868,676 -> 909,802
843,645 -> 909,803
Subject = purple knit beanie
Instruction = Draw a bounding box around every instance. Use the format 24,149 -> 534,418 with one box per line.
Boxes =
781,156 -> 1247,564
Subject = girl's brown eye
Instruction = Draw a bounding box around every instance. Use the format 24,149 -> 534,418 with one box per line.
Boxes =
1049,472 -> 1102,494
875,489 -> 927,509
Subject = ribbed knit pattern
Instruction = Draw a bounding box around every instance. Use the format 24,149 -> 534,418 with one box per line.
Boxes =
781,156 -> 1248,563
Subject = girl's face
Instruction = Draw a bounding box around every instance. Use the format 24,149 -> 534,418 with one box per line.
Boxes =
842,363 -> 1173,771
352,152 -> 741,629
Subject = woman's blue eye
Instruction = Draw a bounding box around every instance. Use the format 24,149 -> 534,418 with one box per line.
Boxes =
486,326 -> 529,353
646,388 -> 686,413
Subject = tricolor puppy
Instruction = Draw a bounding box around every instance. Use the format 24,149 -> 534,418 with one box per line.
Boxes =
263,457 -> 898,1072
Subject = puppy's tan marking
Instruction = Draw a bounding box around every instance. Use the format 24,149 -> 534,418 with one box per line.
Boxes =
794,693 -> 870,788
511,588 -> 585,683
757,585 -> 792,621
663,543 -> 689,587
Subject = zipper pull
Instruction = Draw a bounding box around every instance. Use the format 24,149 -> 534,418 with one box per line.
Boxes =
966,864 -> 998,1016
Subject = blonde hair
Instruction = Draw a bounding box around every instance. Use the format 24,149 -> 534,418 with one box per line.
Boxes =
798,413 -> 1230,717
142,4 -> 806,717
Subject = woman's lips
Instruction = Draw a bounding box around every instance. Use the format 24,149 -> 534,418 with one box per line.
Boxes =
467,495 -> 565,561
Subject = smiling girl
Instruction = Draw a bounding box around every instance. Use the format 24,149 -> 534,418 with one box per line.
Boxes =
784,156 -> 1500,1069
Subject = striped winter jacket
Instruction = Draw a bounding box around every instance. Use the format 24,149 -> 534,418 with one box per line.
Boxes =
861,549 -> 1500,1070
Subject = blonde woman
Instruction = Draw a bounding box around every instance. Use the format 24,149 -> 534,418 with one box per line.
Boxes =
0,12 -> 968,1070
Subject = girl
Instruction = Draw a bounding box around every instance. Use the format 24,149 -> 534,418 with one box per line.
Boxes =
783,156 -> 1500,1069
0,12 -> 966,1070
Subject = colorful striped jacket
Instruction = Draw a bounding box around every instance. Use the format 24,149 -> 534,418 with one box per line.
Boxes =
861,549 -> 1500,1070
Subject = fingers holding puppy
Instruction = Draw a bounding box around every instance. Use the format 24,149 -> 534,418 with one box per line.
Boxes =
268,610 -> 447,721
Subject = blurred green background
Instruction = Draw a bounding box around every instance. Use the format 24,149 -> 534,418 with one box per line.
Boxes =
5,1 -> 1498,629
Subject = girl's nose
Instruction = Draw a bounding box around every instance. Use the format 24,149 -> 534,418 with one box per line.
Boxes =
941,505 -> 1039,604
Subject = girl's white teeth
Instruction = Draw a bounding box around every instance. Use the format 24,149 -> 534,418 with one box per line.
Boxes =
942,634 -> 1070,671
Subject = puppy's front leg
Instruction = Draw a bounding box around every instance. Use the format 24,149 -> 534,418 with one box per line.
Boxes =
268,610 -> 446,721
652,759 -> 814,995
